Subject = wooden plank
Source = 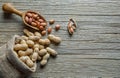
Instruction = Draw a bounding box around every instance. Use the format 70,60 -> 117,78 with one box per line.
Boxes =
1,0 -> 120,15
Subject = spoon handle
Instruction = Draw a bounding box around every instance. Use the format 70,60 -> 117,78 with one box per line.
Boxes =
2,3 -> 23,17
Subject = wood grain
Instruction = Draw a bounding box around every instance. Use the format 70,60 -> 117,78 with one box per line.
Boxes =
25,55 -> 120,78
0,0 -> 120,77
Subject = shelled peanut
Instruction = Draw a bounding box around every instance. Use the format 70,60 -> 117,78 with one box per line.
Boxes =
67,18 -> 77,35
49,19 -> 55,25
13,29 -> 62,68
55,24 -> 60,31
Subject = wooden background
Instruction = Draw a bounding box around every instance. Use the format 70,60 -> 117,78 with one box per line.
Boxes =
0,0 -> 120,78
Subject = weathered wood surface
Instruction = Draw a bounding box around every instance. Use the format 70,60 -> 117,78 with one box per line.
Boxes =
0,0 -> 120,77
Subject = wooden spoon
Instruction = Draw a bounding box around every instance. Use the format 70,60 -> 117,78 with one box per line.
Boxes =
2,3 -> 47,30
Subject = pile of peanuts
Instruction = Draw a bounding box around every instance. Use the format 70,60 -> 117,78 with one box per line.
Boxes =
13,29 -> 61,68
24,11 -> 47,31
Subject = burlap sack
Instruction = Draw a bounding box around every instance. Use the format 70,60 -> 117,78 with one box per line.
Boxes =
0,54 -> 25,78
0,35 -> 37,78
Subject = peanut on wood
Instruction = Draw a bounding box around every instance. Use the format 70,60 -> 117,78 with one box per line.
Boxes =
40,53 -> 50,66
39,39 -> 50,46
49,19 -> 55,25
46,47 -> 57,56
43,53 -> 50,60
40,60 -> 47,66
48,34 -> 61,44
